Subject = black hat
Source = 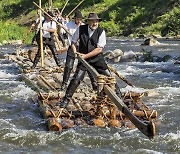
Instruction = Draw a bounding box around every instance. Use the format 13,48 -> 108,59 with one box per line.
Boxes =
73,10 -> 83,19
86,13 -> 102,21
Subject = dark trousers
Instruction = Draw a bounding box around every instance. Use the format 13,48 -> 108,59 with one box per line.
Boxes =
62,54 -> 97,90
64,66 -> 121,100
33,37 -> 61,67
58,33 -> 66,47
62,46 -> 97,90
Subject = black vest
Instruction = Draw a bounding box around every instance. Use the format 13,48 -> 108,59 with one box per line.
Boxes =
78,25 -> 108,70
79,25 -> 103,54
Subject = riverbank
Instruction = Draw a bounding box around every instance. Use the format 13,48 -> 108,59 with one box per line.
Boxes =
0,0 -> 179,44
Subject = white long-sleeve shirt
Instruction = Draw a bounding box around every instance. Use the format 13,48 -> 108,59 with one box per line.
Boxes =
66,21 -> 84,45
42,20 -> 56,38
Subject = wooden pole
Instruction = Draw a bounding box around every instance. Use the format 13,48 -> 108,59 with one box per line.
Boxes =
49,0 -> 53,10
66,0 -> 84,17
33,2 -> 72,36
107,65 -> 134,87
39,0 -> 44,68
60,0 -> 69,15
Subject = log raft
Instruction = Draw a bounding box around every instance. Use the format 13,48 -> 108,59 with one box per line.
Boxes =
7,51 -> 158,138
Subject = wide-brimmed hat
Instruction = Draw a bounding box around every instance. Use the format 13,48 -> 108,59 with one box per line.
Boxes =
85,13 -> 102,21
72,10 -> 83,19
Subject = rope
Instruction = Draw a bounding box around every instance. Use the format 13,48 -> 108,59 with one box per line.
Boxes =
56,108 -> 64,118
39,92 -> 50,101
143,110 -> 149,119
149,110 -> 157,119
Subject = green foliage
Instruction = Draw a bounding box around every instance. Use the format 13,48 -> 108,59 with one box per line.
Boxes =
0,21 -> 33,44
0,0 -> 179,43
101,20 -> 122,36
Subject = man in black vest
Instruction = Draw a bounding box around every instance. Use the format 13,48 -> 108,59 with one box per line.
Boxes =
59,13 -> 121,108
32,11 -> 61,69
60,10 -> 97,91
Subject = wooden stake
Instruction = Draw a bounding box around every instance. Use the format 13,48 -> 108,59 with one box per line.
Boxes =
33,2 -> 72,36
49,0 -> 53,10
107,65 -> 134,87
39,0 -> 44,68
66,0 -> 84,17
60,0 -> 69,15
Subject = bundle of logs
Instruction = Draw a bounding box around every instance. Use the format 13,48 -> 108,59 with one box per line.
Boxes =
7,49 -> 158,134
38,90 -> 158,131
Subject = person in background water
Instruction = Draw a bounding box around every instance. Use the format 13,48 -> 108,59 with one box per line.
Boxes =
58,13 -> 121,108
60,10 -> 97,91
32,11 -> 61,69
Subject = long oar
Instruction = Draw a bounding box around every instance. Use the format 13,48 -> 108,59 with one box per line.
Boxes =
16,24 -> 34,56
33,2 -> 72,36
77,54 -> 156,138
66,0 -> 84,17
39,0 -> 44,68
107,64 -> 134,87
60,0 -> 69,15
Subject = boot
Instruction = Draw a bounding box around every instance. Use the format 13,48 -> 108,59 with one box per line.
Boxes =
88,71 -> 98,91
60,97 -> 70,108
60,80 -> 79,108
60,68 -> 85,108
53,50 -> 61,67
61,66 -> 72,91
31,50 -> 41,69
61,56 -> 74,90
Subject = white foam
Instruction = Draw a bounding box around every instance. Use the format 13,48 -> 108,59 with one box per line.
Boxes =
0,70 -> 15,78
135,149 -> 163,154
156,86 -> 180,96
11,84 -> 36,100
164,131 -> 180,140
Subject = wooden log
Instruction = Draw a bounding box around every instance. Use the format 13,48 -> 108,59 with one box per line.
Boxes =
39,100 -> 93,118
16,55 -> 33,67
93,117 -> 106,127
38,92 -> 62,100
36,77 -> 51,92
19,75 -> 42,93
132,110 -> 158,119
48,118 -> 62,131
52,73 -> 62,85
28,47 -> 38,62
60,118 -> 74,129
39,75 -> 57,91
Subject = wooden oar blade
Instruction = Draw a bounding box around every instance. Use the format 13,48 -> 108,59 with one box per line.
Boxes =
77,55 -> 156,138
104,85 -> 156,138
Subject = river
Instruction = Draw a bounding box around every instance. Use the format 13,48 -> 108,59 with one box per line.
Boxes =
0,38 -> 179,153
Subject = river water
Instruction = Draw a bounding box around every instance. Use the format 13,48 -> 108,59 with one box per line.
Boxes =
0,38 -> 179,153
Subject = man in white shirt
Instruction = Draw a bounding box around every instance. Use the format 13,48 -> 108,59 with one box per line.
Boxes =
32,11 -> 61,68
58,13 -> 121,108
32,9 -> 44,45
